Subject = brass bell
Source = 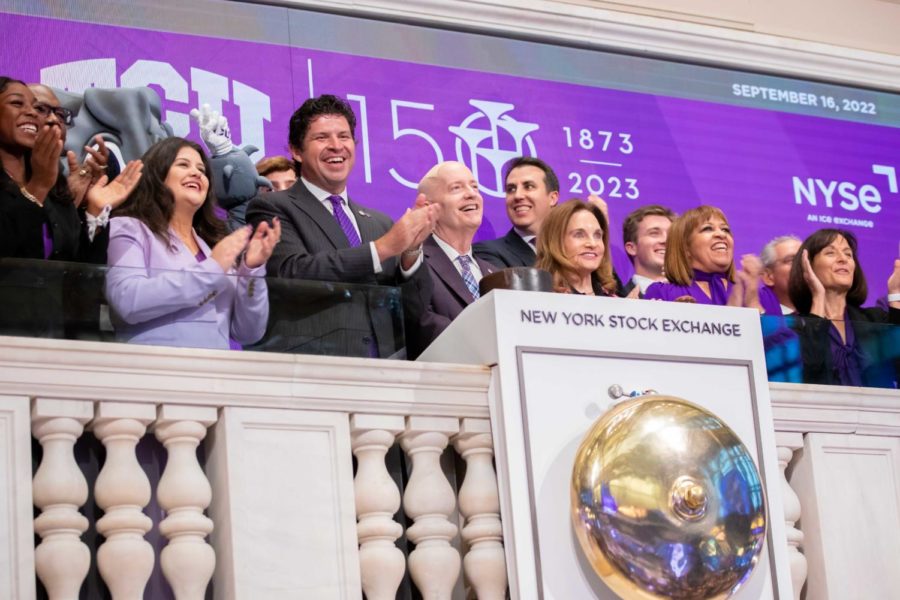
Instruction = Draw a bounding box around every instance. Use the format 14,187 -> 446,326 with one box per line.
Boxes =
571,395 -> 767,599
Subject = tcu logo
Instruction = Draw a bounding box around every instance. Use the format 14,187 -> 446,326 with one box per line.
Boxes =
450,100 -> 539,198
40,59 -> 271,159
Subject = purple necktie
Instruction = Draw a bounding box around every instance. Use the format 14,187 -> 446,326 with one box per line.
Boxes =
327,195 -> 361,247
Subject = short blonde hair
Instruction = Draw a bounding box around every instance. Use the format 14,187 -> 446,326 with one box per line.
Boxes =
536,199 -> 616,294
664,205 -> 735,286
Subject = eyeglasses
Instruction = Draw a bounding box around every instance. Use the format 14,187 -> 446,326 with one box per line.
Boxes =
33,102 -> 74,126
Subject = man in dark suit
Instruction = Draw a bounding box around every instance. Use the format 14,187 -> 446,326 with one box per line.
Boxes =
620,205 -> 676,298
473,156 -> 559,269
246,94 -> 439,356
404,161 -> 497,359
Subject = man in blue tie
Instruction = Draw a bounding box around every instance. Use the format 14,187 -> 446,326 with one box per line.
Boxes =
403,161 -> 497,359
246,94 -> 439,356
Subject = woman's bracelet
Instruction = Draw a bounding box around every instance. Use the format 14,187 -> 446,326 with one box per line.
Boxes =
888,293 -> 900,303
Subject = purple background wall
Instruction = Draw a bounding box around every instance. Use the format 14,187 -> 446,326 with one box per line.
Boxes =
4,12 -> 898,297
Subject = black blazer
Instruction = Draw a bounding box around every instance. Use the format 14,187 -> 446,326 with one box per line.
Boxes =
473,228 -> 535,269
793,305 -> 900,388
246,180 -> 396,284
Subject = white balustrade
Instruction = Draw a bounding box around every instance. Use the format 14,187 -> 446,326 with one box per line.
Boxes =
154,404 -> 218,600
776,432 -> 808,600
92,402 -> 156,600
453,418 -> 507,600
31,398 -> 93,600
350,413 -> 406,600
400,416 -> 461,600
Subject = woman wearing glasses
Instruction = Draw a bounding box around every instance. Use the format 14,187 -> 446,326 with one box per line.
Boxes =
0,76 -> 142,261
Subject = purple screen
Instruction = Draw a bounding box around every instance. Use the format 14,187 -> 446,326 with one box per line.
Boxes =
4,11 -> 898,298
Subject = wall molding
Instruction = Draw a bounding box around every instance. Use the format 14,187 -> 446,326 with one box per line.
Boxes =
276,0 -> 900,91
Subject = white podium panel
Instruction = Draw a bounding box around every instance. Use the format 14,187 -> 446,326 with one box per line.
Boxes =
420,290 -> 792,600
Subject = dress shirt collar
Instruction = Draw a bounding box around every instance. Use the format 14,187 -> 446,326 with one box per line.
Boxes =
513,227 -> 536,247
432,233 -> 474,264
632,274 -> 657,294
301,176 -> 348,207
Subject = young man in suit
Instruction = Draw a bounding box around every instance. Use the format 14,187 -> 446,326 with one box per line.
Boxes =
404,161 -> 497,359
620,204 -> 676,298
473,156 -> 559,269
246,94 -> 439,356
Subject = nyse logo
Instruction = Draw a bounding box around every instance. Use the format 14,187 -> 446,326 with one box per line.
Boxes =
793,165 -> 897,214
449,100 -> 539,198
40,59 -> 270,159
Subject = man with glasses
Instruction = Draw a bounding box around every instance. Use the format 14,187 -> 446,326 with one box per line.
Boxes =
29,84 -> 112,208
760,235 -> 802,314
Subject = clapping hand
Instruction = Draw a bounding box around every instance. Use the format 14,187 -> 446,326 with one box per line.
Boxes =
211,220 -> 282,272
26,125 -> 63,200
84,160 -> 143,216
66,135 -> 110,207
244,218 -> 282,269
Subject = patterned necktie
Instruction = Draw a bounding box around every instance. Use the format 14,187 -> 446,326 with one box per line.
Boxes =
457,255 -> 480,300
327,195 -> 361,247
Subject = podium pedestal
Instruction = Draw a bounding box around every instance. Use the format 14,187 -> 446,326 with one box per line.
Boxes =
420,290 -> 793,599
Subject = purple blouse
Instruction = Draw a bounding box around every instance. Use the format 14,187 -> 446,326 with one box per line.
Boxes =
644,269 -> 782,315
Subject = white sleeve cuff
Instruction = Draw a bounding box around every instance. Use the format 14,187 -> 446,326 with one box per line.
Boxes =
399,253 -> 423,279
369,242 -> 383,274
86,204 -> 112,241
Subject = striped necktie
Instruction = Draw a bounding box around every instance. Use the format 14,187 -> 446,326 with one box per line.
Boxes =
457,255 -> 480,300
327,195 -> 361,247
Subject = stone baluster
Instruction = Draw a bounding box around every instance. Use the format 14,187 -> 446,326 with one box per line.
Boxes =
350,414 -> 406,600
154,405 -> 218,600
453,418 -> 507,600
31,398 -> 93,600
776,432 -> 807,600
400,416 -> 461,600
92,402 -> 156,599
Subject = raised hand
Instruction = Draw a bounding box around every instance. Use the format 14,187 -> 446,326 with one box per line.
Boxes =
189,104 -> 232,157
887,257 -> 900,297
244,218 -> 282,269
26,125 -> 63,201
801,249 -> 826,316
84,160 -> 143,216
587,194 -> 609,224
211,226 -> 251,272
375,196 -> 441,264
737,254 -> 763,310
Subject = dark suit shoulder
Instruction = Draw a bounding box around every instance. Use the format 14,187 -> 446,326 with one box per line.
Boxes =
473,229 -> 534,269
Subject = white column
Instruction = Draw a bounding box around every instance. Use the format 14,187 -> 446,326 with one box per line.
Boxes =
31,398 -> 93,600
350,414 -> 406,600
154,404 -> 218,600
400,416 -> 461,600
0,396 -> 36,600
453,418 -> 507,600
92,402 -> 156,600
776,431 -> 807,600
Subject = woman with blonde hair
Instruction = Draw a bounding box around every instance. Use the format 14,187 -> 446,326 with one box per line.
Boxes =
645,205 -> 780,312
535,199 -> 617,296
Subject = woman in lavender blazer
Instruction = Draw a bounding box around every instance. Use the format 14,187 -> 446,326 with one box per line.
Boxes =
105,137 -> 280,349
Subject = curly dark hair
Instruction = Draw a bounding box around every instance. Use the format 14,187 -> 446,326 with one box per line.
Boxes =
288,94 -> 357,152
113,137 -> 225,246
788,228 -> 868,314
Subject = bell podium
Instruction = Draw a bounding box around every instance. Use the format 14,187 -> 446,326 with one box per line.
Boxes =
419,289 -> 794,599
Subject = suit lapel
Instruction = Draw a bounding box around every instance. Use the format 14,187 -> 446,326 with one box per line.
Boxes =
348,199 -> 379,244
505,228 -> 536,266
425,237 -> 476,305
290,181 -> 351,249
